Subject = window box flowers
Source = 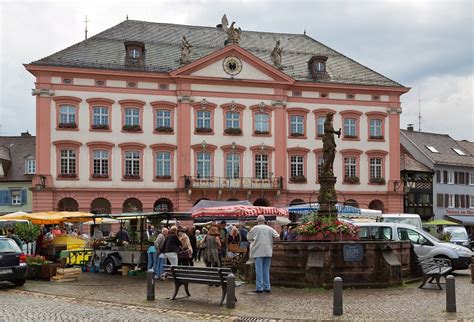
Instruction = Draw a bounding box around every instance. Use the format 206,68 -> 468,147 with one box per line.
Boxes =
155,126 -> 173,133
344,135 -> 358,139
370,177 -> 386,185
58,173 -> 77,179
122,125 -> 142,132
290,132 -> 304,137
289,175 -> 307,183
224,128 -> 242,135
92,173 -> 109,179
369,135 -> 384,140
294,216 -> 359,241
123,174 -> 140,180
155,175 -> 172,180
195,127 -> 212,133
92,124 -> 110,130
344,176 -> 359,184
254,130 -> 270,135
58,122 -> 77,129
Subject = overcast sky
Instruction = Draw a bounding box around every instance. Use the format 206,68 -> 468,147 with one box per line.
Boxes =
1,0 -> 472,140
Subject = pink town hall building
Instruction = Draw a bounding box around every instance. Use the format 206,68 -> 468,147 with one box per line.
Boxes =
25,19 -> 409,214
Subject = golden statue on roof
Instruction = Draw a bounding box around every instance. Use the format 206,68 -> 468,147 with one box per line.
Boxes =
221,14 -> 242,45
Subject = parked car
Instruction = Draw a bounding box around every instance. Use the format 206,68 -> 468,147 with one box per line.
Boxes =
376,214 -> 422,228
0,237 -> 28,286
354,222 -> 472,271
442,226 -> 470,248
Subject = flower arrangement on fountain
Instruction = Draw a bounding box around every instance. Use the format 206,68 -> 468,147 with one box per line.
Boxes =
294,213 -> 359,241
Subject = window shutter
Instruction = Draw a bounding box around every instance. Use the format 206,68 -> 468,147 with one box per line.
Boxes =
467,195 -> 471,208
459,172 -> 465,185
460,195 -> 465,208
444,194 -> 449,208
21,189 -> 27,205
436,170 -> 441,183
0,190 -> 7,206
454,195 -> 459,208
436,194 -> 443,208
466,173 -> 470,185
443,171 -> 448,183
454,172 -> 458,184
6,191 -> 11,205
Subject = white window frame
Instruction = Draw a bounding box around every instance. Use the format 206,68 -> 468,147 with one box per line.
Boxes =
255,154 -> 268,179
370,157 -> 383,179
448,194 -> 455,208
317,156 -> 324,178
369,119 -> 382,138
255,113 -> 269,132
344,118 -> 357,137
344,157 -> 357,178
447,171 -> 454,184
124,108 -> 140,126
196,111 -> 211,129
93,150 -> 109,176
226,153 -> 240,178
156,152 -> 171,177
124,151 -> 140,176
11,190 -> 21,205
156,110 -> 171,128
469,195 -> 474,209
317,116 -> 325,137
290,155 -> 304,177
93,106 -> 109,126
290,115 -> 304,135
59,105 -> 76,124
470,173 -> 474,185
225,112 -> 240,129
25,158 -> 36,174
196,152 -> 211,178
60,149 -> 76,175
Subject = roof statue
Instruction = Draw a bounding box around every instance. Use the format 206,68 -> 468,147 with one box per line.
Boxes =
221,14 -> 242,45
270,40 -> 283,70
179,36 -> 192,65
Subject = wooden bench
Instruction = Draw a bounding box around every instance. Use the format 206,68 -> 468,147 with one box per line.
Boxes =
418,258 -> 452,289
164,265 -> 236,306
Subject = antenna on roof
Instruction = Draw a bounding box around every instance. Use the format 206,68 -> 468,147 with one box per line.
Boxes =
418,87 -> 422,132
126,14 -> 129,21
303,28 -> 306,35
84,15 -> 89,40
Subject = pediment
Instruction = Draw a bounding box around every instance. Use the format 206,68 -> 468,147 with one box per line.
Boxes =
170,44 -> 294,84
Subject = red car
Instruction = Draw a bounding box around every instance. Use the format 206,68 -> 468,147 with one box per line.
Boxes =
0,237 -> 27,286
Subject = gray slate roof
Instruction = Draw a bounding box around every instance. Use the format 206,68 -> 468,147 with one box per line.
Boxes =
0,135 -> 35,182
400,130 -> 474,168
31,20 -> 403,87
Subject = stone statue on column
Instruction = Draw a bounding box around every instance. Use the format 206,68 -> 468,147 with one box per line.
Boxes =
179,36 -> 192,65
270,40 -> 283,70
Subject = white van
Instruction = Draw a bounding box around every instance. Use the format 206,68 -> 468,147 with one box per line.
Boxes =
376,214 -> 422,229
354,222 -> 472,271
442,226 -> 470,247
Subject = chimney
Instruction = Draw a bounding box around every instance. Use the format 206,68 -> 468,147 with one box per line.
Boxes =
407,124 -> 414,132
21,131 -> 31,137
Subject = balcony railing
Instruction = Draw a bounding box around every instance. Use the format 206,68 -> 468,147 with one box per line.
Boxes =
184,176 -> 283,190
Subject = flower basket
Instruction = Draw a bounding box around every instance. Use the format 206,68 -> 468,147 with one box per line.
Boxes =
254,130 -> 270,135
123,174 -> 140,180
370,135 -> 384,140
294,218 -> 359,242
122,125 -> 142,132
195,127 -> 212,133
155,175 -> 172,180
224,128 -> 242,135
155,126 -> 173,133
289,175 -> 307,183
344,176 -> 360,184
58,122 -> 77,129
91,124 -> 109,130
58,173 -> 77,179
92,173 -> 109,179
290,132 -> 304,137
370,177 -> 386,185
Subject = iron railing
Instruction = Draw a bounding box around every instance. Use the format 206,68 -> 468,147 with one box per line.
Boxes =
184,176 -> 283,190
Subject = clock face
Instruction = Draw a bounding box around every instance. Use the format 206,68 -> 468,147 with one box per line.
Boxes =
129,48 -> 141,59
223,56 -> 243,76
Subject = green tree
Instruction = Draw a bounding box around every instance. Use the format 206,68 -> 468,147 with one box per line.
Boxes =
15,223 -> 41,254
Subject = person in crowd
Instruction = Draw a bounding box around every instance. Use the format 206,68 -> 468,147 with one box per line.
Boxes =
287,226 -> 297,241
219,221 -> 228,261
52,225 -> 62,237
178,227 -> 193,266
70,228 -> 79,237
146,225 -> 155,241
45,227 -> 54,241
116,225 -> 131,243
35,228 -> 45,256
92,225 -> 104,239
160,226 -> 182,266
202,226 -> 222,267
188,228 -> 198,262
154,228 -> 168,279
280,226 -> 289,240
247,215 -> 279,294
195,230 -> 203,261
147,238 -> 157,271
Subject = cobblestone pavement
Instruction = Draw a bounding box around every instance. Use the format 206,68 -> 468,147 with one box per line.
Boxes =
0,287 -> 237,321
1,268 -> 473,320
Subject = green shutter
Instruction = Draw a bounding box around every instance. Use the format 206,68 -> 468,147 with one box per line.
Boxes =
21,189 -> 28,205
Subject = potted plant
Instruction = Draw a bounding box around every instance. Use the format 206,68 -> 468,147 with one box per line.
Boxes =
122,124 -> 142,132
370,177 -> 386,185
124,174 -> 140,180
293,215 -> 359,241
224,128 -> 242,135
290,132 -> 304,137
289,175 -> 307,183
195,127 -> 212,133
254,130 -> 270,135
155,126 -> 173,133
58,122 -> 77,129
92,124 -> 110,130
344,176 -> 360,184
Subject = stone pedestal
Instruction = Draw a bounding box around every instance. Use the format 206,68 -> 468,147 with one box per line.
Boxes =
244,241 -> 414,288
317,175 -> 338,218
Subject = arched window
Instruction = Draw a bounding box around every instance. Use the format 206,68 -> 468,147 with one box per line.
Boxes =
122,198 -> 143,213
154,198 -> 173,212
90,198 -> 111,214
57,198 -> 79,211
253,198 -> 270,207
289,199 -> 305,206
345,199 -> 359,208
369,199 -> 384,211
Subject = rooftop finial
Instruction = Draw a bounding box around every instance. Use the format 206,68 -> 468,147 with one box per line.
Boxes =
304,28 -> 306,35
84,15 -> 89,40
126,14 -> 129,21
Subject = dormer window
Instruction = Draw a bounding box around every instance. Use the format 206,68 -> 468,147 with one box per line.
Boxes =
124,41 -> 145,64
426,145 -> 439,153
308,55 -> 329,80
452,148 -> 466,156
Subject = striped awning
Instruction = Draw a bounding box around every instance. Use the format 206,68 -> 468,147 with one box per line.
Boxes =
191,205 -> 288,219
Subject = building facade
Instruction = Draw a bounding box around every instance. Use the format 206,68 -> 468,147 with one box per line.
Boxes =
25,19 -> 409,214
400,127 -> 474,221
0,132 -> 36,214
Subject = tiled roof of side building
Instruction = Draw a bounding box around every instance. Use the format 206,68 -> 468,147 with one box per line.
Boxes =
31,20 -> 404,88
456,140 -> 474,157
400,145 -> 432,172
0,135 -> 36,182
400,129 -> 474,168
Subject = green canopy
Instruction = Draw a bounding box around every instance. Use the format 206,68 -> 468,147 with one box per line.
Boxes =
423,219 -> 460,226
